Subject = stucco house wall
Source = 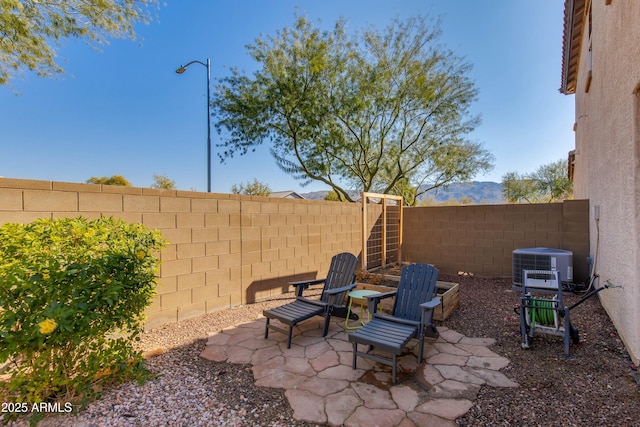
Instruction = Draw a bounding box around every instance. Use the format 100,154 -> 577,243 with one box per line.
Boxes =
562,0 -> 640,364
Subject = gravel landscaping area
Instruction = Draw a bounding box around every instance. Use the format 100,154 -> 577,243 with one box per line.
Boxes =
4,274 -> 639,426
445,274 -> 639,427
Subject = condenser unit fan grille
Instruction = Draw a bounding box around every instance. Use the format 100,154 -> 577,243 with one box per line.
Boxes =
512,248 -> 573,285
513,254 -> 552,284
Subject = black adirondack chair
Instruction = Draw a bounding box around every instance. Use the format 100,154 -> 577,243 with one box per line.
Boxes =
349,263 -> 440,384
264,252 -> 359,348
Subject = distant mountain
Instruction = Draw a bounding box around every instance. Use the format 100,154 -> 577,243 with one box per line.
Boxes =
301,190 -> 361,201
301,191 -> 332,201
418,181 -> 504,204
302,181 -> 505,204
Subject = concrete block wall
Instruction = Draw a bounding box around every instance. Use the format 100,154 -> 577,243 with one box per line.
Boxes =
0,178 -> 362,329
0,178 -> 590,328
402,200 -> 590,282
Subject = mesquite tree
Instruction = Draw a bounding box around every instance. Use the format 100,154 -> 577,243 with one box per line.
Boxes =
212,15 -> 494,204
0,0 -> 158,85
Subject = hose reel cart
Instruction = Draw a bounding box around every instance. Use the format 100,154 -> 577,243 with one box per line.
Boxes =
519,270 -> 615,357
519,270 -> 579,356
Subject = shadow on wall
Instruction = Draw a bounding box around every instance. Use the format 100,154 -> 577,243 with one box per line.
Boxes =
246,272 -> 318,304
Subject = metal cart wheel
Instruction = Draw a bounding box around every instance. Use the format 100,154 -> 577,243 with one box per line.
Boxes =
570,325 -> 580,344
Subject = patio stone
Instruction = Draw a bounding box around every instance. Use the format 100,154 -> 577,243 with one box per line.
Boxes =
466,355 -> 511,370
199,345 -> 227,362
225,331 -> 258,346
237,336 -> 276,350
420,343 -> 440,360
278,341 -> 306,356
351,382 -> 397,409
283,356 -> 316,376
390,384 -> 421,412
434,342 -> 472,356
434,364 -> 485,385
251,344 -> 282,365
226,346 -> 253,364
426,352 -> 468,366
337,350 -> 354,366
254,369 -> 307,389
345,407 -> 406,427
438,329 -> 465,343
297,376 -> 350,396
429,379 -> 481,400
306,339 -> 334,359
459,336 -> 496,346
206,331 -> 230,346
372,370 -> 394,385
329,334 -> 353,352
464,366 -> 520,387
251,355 -> 285,379
417,363 -> 445,388
456,343 -> 502,357
292,333 -> 325,348
415,398 -> 474,420
407,411 -> 458,427
325,388 -> 362,427
319,364 -> 366,382
309,348 -> 340,371
398,354 -> 419,372
285,389 -> 327,424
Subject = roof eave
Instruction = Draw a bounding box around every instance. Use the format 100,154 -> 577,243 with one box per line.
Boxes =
560,0 -> 586,95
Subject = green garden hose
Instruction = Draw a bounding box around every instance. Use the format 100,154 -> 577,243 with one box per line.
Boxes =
529,298 -> 556,326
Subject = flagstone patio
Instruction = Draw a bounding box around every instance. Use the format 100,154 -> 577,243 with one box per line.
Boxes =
200,315 -> 518,426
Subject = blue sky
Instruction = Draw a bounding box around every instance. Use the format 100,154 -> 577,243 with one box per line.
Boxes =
0,1 -> 574,194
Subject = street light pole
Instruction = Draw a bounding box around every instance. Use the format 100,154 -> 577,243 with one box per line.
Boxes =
176,58 -> 212,192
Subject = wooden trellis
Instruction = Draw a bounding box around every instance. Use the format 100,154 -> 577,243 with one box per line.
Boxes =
361,192 -> 403,271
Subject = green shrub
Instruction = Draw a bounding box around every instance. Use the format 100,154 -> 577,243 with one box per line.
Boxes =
0,217 -> 166,423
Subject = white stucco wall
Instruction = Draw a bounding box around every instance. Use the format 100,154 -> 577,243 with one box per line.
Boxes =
571,1 -> 640,364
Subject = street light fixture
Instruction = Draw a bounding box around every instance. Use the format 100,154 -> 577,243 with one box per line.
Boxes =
175,58 -> 212,192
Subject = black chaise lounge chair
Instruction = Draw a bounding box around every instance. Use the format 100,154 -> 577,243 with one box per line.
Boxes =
264,252 -> 358,348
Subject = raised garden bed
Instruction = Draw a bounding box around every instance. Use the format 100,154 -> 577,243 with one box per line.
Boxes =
432,281 -> 460,321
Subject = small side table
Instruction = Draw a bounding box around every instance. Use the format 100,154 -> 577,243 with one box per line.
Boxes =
345,289 -> 381,330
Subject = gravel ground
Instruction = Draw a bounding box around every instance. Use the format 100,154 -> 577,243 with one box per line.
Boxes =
444,274 -> 639,427
3,275 -> 639,426
2,293 -> 315,427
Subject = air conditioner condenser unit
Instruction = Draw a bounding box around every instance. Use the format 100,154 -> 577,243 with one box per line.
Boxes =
512,248 -> 573,286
